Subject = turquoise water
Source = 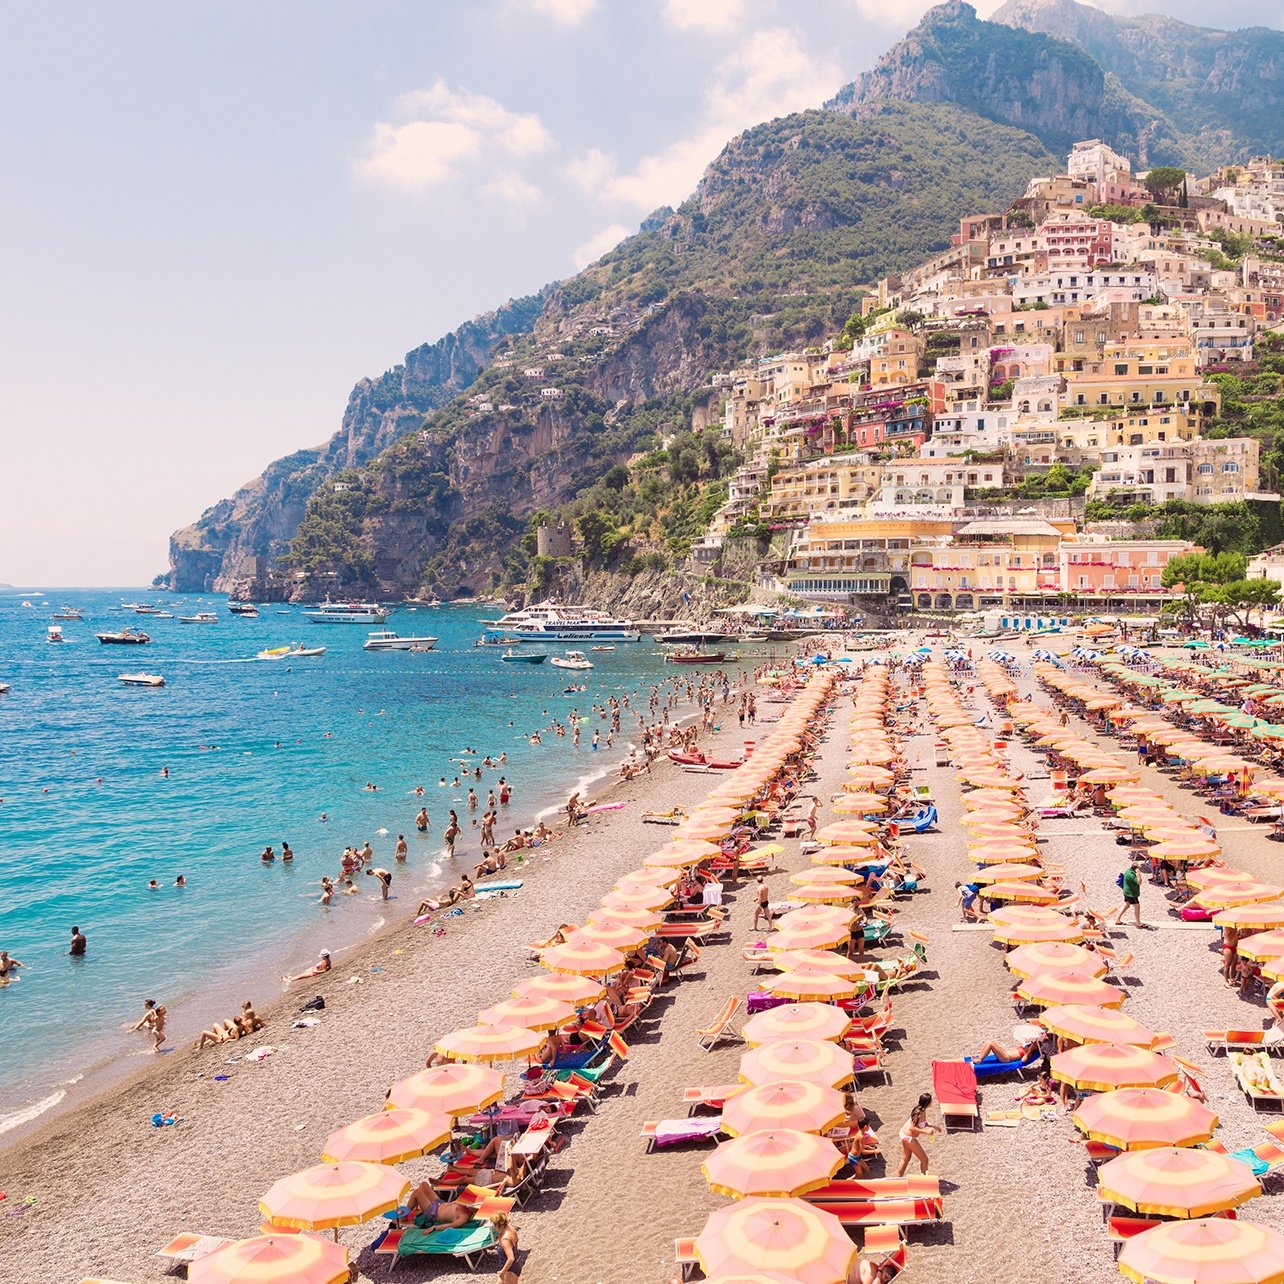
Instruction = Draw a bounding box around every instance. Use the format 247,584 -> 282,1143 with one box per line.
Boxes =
0,590 -> 734,1129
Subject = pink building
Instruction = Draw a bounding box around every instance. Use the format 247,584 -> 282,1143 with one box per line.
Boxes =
1057,538 -> 1195,597
1043,219 -> 1115,269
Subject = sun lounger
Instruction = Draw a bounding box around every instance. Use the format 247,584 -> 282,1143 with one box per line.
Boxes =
1206,1029 -> 1280,1056
899,805 -> 939,834
932,1059 -> 980,1131
673,1237 -> 700,1281
696,995 -> 743,1053
817,1198 -> 943,1228
1231,1051 -> 1284,1111
157,1234 -> 235,1273
683,1083 -> 740,1114
966,1046 -> 1041,1081
654,917 -> 726,942
375,1219 -> 498,1270
851,1047 -> 890,1085
640,1117 -> 723,1152
807,1177 -> 941,1203
1106,1215 -> 1162,1253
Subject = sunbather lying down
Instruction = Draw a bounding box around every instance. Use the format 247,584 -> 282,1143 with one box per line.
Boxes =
852,1262 -> 898,1284
454,1135 -> 529,1191
399,1184 -> 471,1229
974,1036 -> 1040,1064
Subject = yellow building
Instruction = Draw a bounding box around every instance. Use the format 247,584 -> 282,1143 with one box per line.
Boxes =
1058,410 -> 1203,453
768,459 -> 884,520
869,330 -> 923,387
910,519 -> 1071,611
1062,341 -> 1216,412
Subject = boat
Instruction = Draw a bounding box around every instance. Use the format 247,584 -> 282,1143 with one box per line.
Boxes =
96,629 -> 150,645
481,600 -> 640,641
668,749 -> 743,769
152,611 -> 174,619
665,649 -> 726,665
51,607 -> 82,620
589,645 -> 615,652
550,650 -> 594,670
475,635 -> 523,647
302,600 -> 389,624
133,604 -> 160,615
0,683 -> 10,695
257,645 -> 292,660
178,612 -> 219,624
363,630 -> 438,652
228,602 -> 260,617
656,629 -> 733,646
289,646 -> 326,658
47,625 -> 64,644
118,673 -> 165,687
500,650 -> 547,664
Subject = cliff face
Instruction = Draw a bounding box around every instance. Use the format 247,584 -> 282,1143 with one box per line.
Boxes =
166,291 -> 547,593
830,1 -> 1198,167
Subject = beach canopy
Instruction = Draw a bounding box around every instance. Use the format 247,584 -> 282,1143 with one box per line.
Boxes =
1038,1004 -> 1156,1047
1051,1043 -> 1180,1092
701,1128 -> 843,1200
742,1003 -> 852,1047
433,1022 -> 543,1063
1072,1088 -> 1218,1151
385,1063 -> 504,1116
763,967 -> 860,1002
1006,942 -> 1106,978
720,1080 -> 846,1137
1118,1217 -> 1284,1284
693,1197 -> 856,1284
540,940 -> 627,976
189,1235 -> 350,1284
738,1039 -> 855,1089
1015,972 -> 1126,1009
765,924 -> 850,954
1097,1147 -> 1261,1218
513,974 -> 605,1006
258,1161 -> 409,1232
321,1108 -> 452,1165
476,995 -> 578,1031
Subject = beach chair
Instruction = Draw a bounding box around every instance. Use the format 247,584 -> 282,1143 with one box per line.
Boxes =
966,1046 -> 1041,1081
851,1046 -> 890,1085
1206,1029 -> 1277,1056
683,1083 -> 740,1114
374,1219 -> 498,1271
819,1198 -> 944,1229
1230,1051 -> 1284,1111
807,1177 -> 940,1203
932,1059 -> 980,1131
673,1237 -> 700,1281
900,805 -> 939,835
1106,1215 -> 1163,1255
696,996 -> 743,1053
156,1234 -> 235,1274
640,1117 -> 723,1152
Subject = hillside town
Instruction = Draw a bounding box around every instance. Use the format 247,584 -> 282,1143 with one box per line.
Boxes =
695,140 -> 1284,620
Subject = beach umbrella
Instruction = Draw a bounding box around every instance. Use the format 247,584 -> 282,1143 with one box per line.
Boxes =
964,823 -> 1035,842
743,1003 -> 852,1047
1015,972 -> 1126,1009
586,906 -> 664,930
776,905 -> 853,929
1038,1004 -> 1155,1047
693,1198 -> 856,1284
1235,928 -> 1284,962
433,1022 -> 542,1063
969,844 -> 1041,865
792,884 -> 858,904
513,973 -> 604,1006
738,1039 -> 855,1089
809,839 -> 882,861
1073,1089 -> 1217,1151
814,821 -> 885,845
993,919 -> 1085,946
983,881 -> 1060,904
614,868 -> 681,890
766,924 -> 850,953
790,868 -> 863,886
763,967 -> 860,1002
770,950 -> 867,978
540,939 -> 628,976
720,1081 -> 847,1137
189,1235 -> 350,1284
645,846 -> 711,869
1080,766 -> 1142,784
702,1130 -> 842,1200
1098,1148 -> 1261,1218
960,772 -> 1023,790
385,1063 -> 504,1116
1186,866 -> 1247,890
600,887 -> 671,912
831,794 -> 887,815
972,863 -> 1046,884
1195,882 -> 1283,910
476,995 -> 578,1031
743,844 -> 786,863
1051,1044 -> 1180,1092
320,1109 -> 452,1165
988,905 -> 1065,928
1118,1217 -> 1284,1284
258,1162 -> 409,1235
1151,838 -> 1222,861
1214,903 -> 1284,931
672,818 -> 732,841
567,922 -> 649,952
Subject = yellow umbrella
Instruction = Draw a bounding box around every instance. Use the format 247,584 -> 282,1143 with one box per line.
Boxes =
258,1162 -> 409,1235
738,1039 -> 855,1088
701,1130 -> 842,1200
321,1109 -> 452,1165
693,1198 -> 857,1284
189,1236 -> 350,1284
433,1022 -> 543,1063
1119,1219 -> 1284,1284
720,1081 -> 847,1137
1098,1147 -> 1261,1218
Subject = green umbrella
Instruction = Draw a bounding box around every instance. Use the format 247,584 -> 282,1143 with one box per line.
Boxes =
1182,640 -> 1210,649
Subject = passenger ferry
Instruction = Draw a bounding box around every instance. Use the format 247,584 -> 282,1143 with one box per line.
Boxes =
302,600 -> 389,624
482,601 -> 640,642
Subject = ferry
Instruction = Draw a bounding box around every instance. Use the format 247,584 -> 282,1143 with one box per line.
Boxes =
482,601 -> 640,642
302,600 -> 389,624
363,630 -> 438,651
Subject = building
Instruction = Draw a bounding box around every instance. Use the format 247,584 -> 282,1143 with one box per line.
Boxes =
780,518 -> 951,601
1062,341 -> 1212,413
1087,436 -> 1262,505
909,519 -> 1066,612
767,458 -> 883,521
1058,536 -> 1194,598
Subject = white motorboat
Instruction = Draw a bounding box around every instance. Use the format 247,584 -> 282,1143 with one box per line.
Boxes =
363,630 -> 438,651
550,650 -> 594,670
303,600 -> 389,624
0,682 -> 9,694
482,600 -> 639,641
51,607 -> 82,620
119,673 -> 165,687
178,612 -> 219,624
47,625 -> 64,643
258,645 -> 326,660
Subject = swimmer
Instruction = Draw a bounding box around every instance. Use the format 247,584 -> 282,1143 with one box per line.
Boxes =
320,876 -> 334,905
395,834 -> 408,862
416,808 -> 430,832
261,846 -> 276,863
128,998 -> 167,1052
366,867 -> 393,900
148,879 -> 160,889
0,950 -> 27,984
69,925 -> 87,957
175,875 -> 186,887
281,842 -> 294,862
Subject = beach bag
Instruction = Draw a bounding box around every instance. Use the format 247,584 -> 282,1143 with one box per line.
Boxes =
299,995 -> 325,1013
1115,872 -> 1127,889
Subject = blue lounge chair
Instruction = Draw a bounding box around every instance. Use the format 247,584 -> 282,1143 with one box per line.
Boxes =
965,1045 -> 1041,1081
901,805 -> 939,835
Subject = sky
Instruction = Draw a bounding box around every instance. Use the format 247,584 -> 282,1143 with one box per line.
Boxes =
2,0 -> 1281,586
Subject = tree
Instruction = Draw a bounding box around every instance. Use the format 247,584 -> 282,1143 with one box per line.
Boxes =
575,509 -> 614,562
1144,166 -> 1187,203
1160,551 -> 1248,622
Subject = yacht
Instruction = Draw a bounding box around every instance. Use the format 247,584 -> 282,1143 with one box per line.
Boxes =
657,628 -> 734,646
228,602 -> 260,617
51,607 -> 82,620
302,600 -> 389,624
363,630 -> 438,651
482,601 -> 640,641
96,628 -> 150,645
550,650 -> 594,670
178,612 -> 219,624
119,673 -> 165,687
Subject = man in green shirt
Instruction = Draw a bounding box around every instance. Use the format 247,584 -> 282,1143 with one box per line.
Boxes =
1116,865 -> 1142,927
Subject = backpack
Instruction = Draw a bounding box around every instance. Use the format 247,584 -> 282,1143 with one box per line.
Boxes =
299,995 -> 325,1013
1115,871 -> 1127,889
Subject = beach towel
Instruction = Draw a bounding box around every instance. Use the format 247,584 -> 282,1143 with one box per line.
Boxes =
397,1221 -> 491,1258
932,1059 -> 977,1110
653,1118 -> 722,1147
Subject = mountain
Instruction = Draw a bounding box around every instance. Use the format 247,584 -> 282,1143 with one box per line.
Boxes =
167,291 -> 547,592
830,0 -> 1284,171
274,104 -> 1055,601
995,0 -> 1284,164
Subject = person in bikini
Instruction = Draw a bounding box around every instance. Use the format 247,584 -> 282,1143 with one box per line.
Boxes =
398,1184 -> 471,1229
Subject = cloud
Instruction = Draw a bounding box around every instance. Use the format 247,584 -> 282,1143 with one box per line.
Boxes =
527,0 -> 598,24
483,171 -> 544,205
357,79 -> 552,192
572,222 -> 631,268
579,27 -> 839,210
661,0 -> 745,34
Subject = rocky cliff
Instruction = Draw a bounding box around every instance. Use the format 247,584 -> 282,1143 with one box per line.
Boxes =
166,291 -> 547,593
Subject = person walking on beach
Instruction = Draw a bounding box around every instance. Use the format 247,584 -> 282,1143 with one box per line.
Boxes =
129,998 -> 167,1053
1115,863 -> 1142,927
69,925 -> 87,957
444,811 -> 461,858
481,811 -> 496,848
366,867 -> 393,900
895,1101 -> 937,1176
753,877 -> 773,931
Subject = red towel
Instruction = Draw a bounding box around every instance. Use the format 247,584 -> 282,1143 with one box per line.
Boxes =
931,1058 -> 977,1105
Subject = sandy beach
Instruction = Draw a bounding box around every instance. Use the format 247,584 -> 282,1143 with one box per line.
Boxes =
11,635 -> 1284,1284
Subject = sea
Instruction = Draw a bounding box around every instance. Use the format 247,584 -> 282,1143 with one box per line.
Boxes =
0,589 -> 753,1136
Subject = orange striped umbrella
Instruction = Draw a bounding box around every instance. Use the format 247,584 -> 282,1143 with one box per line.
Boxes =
1098,1147 -> 1261,1218
540,940 -> 627,976
1195,882 -> 1284,910
983,881 -> 1059,904
615,868 -> 681,890
1186,866 -> 1247,890
846,767 -> 894,787
1119,1217 -> 1284,1284
645,846 -> 712,868
832,794 -> 888,815
1038,1004 -> 1155,1047
1235,928 -> 1284,962
848,746 -> 896,765
433,1022 -> 542,1063
738,1039 -> 855,1089
384,1064 -> 503,1116
964,824 -> 1035,842
743,1003 -> 852,1047
513,973 -> 604,1005
1214,903 -> 1284,931
1079,766 -> 1141,784
720,1081 -> 847,1137
476,995 -> 578,1031
989,905 -> 1067,928
814,821 -> 885,845
258,1162 -> 409,1233
1015,972 -> 1126,1009
767,925 -> 850,953
321,1109 -> 452,1165
776,905 -> 853,930
809,839 -> 883,862
771,950 -> 866,977
586,906 -> 664,930
1151,838 -> 1222,861
190,1236 -> 349,1284
993,919 -> 1084,946
960,772 -> 1023,790
790,868 -> 863,886
702,1130 -> 843,1200
600,887 -> 672,912
763,967 -> 860,1002
567,921 -> 649,952
693,1198 -> 856,1284
1051,1043 -> 1179,1091
969,845 -> 1041,866
973,863 -> 1046,884
792,884 -> 858,904
1073,1089 -> 1218,1151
